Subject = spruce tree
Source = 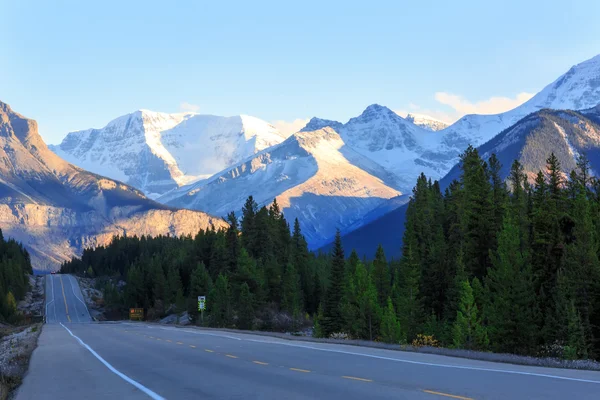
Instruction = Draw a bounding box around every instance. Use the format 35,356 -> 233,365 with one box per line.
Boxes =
237,282 -> 254,330
209,274 -> 232,328
452,280 -> 488,350
372,245 -> 390,308
322,230 -> 346,337
380,297 -> 403,344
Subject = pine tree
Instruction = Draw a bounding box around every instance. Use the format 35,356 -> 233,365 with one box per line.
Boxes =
452,280 -> 488,350
372,245 -> 390,308
485,215 -> 537,354
322,230 -> 346,337
459,146 -> 494,279
237,282 -> 254,330
225,212 -> 240,273
209,274 -> 232,328
380,297 -> 403,344
395,240 -> 422,342
282,262 -> 302,316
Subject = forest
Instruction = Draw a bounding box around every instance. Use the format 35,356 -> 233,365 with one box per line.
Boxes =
0,230 -> 32,323
61,146 -> 600,360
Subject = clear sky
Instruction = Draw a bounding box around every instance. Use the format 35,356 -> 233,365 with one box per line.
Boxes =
1,0 -> 599,144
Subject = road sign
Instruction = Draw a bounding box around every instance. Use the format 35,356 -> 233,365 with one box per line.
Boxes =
129,308 -> 144,320
198,296 -> 206,311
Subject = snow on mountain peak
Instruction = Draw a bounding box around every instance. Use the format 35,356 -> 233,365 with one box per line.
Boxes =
404,113 -> 449,131
51,110 -> 289,196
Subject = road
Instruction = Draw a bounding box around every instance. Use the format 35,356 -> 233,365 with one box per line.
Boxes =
16,275 -> 600,399
44,273 -> 92,324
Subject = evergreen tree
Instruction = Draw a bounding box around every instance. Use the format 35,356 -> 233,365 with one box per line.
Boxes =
237,282 -> 254,330
322,230 -> 346,337
485,216 -> 537,354
209,274 -> 232,328
380,297 -> 403,344
371,245 -> 390,308
282,262 -> 302,316
459,146 -> 494,279
452,280 -> 488,350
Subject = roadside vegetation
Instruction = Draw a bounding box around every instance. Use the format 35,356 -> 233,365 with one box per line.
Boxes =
61,148 -> 600,362
0,230 -> 33,324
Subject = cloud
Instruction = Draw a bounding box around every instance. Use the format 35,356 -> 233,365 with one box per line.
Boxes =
179,102 -> 200,113
270,118 -> 310,137
434,92 -> 535,116
396,91 -> 536,125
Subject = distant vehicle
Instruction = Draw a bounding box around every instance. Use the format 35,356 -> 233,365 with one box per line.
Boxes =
51,271 -> 56,275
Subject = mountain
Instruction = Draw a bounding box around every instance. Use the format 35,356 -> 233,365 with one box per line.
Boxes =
434,54 -> 600,167
0,102 -> 227,271
159,127 -> 403,248
404,113 -> 449,131
333,104 -> 600,258
302,104 -> 444,192
50,110 -> 288,197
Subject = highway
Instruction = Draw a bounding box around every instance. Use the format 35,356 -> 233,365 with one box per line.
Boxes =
16,275 -> 600,399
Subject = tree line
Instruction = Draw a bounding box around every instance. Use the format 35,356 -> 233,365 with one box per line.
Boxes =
0,229 -> 32,323
61,147 -> 600,360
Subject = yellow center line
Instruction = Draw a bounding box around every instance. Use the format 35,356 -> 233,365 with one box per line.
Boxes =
342,376 -> 372,382
422,390 -> 474,400
253,361 -> 268,365
289,368 -> 311,373
156,338 -> 162,341
176,342 -> 184,345
149,336 -> 154,339
166,340 -> 172,343
226,354 -> 238,359
204,349 -> 214,353
189,345 -> 196,348
59,275 -> 70,322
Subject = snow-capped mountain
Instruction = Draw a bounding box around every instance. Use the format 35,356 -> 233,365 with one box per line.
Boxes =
334,104 -> 600,259
0,101 -> 226,271
159,127 -> 402,248
300,104 -> 444,192
435,54 -> 600,165
51,110 -> 289,197
404,113 -> 449,131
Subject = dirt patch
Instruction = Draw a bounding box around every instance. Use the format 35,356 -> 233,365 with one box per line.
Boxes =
0,324 -> 42,400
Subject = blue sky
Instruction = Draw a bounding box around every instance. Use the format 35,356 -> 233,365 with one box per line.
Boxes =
1,0 -> 599,143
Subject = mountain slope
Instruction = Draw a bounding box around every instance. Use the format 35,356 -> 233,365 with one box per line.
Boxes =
405,113 -> 449,131
51,110 -> 288,197
159,127 -> 402,248
0,102 -> 227,270
434,54 -> 600,165
334,104 -> 600,258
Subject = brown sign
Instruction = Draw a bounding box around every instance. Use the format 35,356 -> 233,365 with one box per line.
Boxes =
129,308 -> 144,320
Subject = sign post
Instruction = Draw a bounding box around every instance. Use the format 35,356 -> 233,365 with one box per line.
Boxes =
197,296 -> 206,324
129,308 -> 144,321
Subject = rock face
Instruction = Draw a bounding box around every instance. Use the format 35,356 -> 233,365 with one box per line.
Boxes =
0,102 -> 227,271
50,110 -> 289,197
159,127 -> 402,248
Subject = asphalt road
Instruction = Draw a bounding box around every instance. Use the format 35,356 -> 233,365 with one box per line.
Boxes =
44,274 -> 91,324
16,275 -> 600,400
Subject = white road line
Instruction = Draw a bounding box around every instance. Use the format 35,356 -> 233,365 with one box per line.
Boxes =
60,323 -> 165,399
243,338 -> 600,385
70,275 -> 92,320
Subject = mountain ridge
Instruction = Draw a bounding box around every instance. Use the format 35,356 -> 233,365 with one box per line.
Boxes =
0,101 -> 227,270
